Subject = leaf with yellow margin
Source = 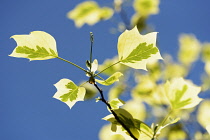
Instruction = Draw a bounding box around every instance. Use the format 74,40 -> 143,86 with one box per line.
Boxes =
9,31 -> 58,61
53,79 -> 86,109
163,77 -> 202,110
67,1 -> 113,27
118,26 -> 162,70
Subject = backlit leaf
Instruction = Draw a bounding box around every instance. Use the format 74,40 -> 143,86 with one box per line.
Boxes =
67,1 -> 113,27
133,0 -> 160,17
9,31 -> 58,61
53,79 -> 86,109
207,125 -> 210,134
163,77 -> 202,110
202,43 -> 210,62
109,98 -> 125,109
178,34 -> 201,66
95,72 -> 123,86
103,108 -> 153,139
118,26 -> 162,70
197,100 -> 210,128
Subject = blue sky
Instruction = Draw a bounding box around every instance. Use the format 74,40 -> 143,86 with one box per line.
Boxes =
1,0 -> 210,140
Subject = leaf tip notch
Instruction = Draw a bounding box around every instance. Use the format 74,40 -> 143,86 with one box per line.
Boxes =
117,26 -> 162,70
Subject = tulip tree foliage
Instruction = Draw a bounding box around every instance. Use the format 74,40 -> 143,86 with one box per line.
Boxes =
9,0 -> 210,139
9,26 -> 204,140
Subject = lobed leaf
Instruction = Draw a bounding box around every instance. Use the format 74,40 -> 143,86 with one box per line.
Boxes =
118,26 -> 162,70
163,77 -> 202,110
53,79 -> 86,109
95,72 -> 123,86
10,31 -> 58,61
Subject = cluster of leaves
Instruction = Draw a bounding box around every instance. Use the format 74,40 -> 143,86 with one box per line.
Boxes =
9,0 -> 210,140
67,0 -> 160,31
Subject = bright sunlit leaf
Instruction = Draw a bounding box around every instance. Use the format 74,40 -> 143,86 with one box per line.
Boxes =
197,100 -> 210,128
95,72 -> 123,86
178,34 -> 201,66
202,43 -> 210,62
118,26 -> 162,70
9,31 -> 58,61
109,98 -> 125,109
67,1 -> 113,27
133,0 -> 160,17
163,77 -> 202,110
103,108 -> 153,139
53,79 -> 86,109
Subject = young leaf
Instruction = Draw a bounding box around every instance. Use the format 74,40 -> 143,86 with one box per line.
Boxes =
163,77 -> 202,110
67,1 -> 113,27
53,79 -> 86,109
118,26 -> 162,70
95,72 -> 123,86
109,98 -> 125,109
9,31 -> 58,61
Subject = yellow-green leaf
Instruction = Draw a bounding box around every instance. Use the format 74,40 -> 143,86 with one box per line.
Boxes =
9,31 -> 58,61
103,108 -> 153,139
109,98 -> 125,109
197,100 -> 210,128
95,72 -> 123,86
118,26 -> 162,70
53,79 -> 86,109
202,43 -> 210,62
163,77 -> 202,110
133,0 -> 160,17
178,34 -> 201,66
67,1 -> 113,27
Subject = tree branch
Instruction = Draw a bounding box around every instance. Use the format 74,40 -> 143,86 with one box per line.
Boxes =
94,83 -> 138,140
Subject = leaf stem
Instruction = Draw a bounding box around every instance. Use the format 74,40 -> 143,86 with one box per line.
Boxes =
90,32 -> 94,71
153,109 -> 173,139
93,83 -> 138,140
56,56 -> 88,73
95,61 -> 121,76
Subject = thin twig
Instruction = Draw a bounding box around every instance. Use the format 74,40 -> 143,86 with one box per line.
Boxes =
94,83 -> 138,140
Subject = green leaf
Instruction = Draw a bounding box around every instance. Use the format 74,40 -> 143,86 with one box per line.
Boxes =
53,79 -> 86,109
103,108 -> 136,130
9,31 -> 58,61
120,43 -> 158,63
163,77 -> 202,110
95,72 -> 123,86
109,98 -> 125,109
67,1 -> 113,27
103,108 -> 153,139
118,26 -> 162,70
